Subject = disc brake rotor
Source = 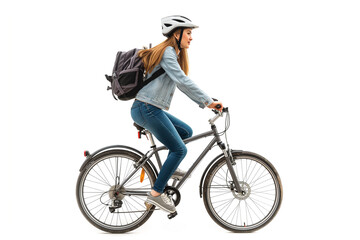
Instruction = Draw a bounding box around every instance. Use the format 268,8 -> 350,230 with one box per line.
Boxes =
231,181 -> 251,200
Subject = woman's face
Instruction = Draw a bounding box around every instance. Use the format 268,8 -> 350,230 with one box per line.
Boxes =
175,28 -> 193,49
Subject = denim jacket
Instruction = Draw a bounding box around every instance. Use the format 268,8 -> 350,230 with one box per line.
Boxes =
135,46 -> 213,110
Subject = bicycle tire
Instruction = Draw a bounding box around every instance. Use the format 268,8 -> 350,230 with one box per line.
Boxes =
76,149 -> 156,233
203,152 -> 282,232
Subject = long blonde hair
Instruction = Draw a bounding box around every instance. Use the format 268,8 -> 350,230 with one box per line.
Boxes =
138,29 -> 189,75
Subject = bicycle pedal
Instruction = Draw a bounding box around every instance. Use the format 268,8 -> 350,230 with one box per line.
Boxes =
145,202 -> 153,211
167,211 -> 177,219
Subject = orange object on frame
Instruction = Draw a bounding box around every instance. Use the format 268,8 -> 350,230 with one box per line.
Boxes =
140,168 -> 145,183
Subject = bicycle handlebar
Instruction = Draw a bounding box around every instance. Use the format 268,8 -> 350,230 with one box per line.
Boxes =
209,107 -> 228,125
212,107 -> 228,114
211,97 -> 227,112
209,98 -> 228,124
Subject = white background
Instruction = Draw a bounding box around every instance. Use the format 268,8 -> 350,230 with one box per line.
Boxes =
2,0 -> 360,239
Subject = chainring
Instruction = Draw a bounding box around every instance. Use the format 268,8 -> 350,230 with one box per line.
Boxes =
164,186 -> 181,206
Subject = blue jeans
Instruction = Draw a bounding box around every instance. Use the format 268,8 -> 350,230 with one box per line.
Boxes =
130,100 -> 193,193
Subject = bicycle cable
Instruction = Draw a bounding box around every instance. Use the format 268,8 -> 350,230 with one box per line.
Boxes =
100,191 -> 111,206
218,110 -> 231,148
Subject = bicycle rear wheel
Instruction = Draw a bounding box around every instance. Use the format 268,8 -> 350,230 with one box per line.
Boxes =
203,152 -> 282,232
76,150 -> 156,233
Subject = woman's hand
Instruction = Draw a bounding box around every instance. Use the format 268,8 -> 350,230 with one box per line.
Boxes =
207,101 -> 223,112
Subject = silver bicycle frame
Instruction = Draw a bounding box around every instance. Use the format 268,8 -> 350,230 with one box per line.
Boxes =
118,112 -> 242,195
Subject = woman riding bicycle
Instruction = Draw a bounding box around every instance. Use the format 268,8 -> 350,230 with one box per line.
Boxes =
131,15 -> 223,214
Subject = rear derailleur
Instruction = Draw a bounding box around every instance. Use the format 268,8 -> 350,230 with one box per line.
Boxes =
109,199 -> 123,213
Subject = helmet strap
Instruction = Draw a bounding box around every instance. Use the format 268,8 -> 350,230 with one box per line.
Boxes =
175,28 -> 184,52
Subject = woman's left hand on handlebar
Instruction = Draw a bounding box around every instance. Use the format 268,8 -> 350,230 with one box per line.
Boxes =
207,101 -> 223,112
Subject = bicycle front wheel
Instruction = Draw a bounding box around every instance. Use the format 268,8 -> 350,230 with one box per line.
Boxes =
76,150 -> 156,233
203,152 -> 282,232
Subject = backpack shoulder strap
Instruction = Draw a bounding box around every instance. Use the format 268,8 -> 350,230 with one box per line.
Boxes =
143,67 -> 165,86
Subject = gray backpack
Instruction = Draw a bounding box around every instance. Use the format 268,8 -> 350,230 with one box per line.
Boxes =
105,48 -> 165,101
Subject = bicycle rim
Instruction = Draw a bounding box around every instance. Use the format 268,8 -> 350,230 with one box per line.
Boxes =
77,151 -> 155,233
204,154 -> 282,232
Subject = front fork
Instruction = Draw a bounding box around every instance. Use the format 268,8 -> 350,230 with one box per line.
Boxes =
221,146 -> 242,194
213,125 -> 242,193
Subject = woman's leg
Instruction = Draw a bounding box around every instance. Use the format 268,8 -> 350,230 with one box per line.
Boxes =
164,111 -> 193,140
131,101 -> 189,194
163,111 -> 193,163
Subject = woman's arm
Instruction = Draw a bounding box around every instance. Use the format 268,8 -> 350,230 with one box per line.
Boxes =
160,47 -> 215,109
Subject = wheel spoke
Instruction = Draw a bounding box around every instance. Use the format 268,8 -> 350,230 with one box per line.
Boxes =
204,155 -> 281,231
77,152 -> 156,232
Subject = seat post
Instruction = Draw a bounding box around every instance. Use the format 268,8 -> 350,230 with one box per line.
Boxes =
145,130 -> 156,148
145,130 -> 163,170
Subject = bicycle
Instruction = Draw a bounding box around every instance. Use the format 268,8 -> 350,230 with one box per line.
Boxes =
76,106 -> 283,233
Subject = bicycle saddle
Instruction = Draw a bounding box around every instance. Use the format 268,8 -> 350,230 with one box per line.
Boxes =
133,122 -> 145,131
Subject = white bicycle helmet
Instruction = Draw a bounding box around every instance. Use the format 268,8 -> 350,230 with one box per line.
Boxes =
161,15 -> 199,37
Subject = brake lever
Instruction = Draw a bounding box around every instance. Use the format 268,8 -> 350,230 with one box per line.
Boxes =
212,109 -> 223,117
212,98 -> 222,111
